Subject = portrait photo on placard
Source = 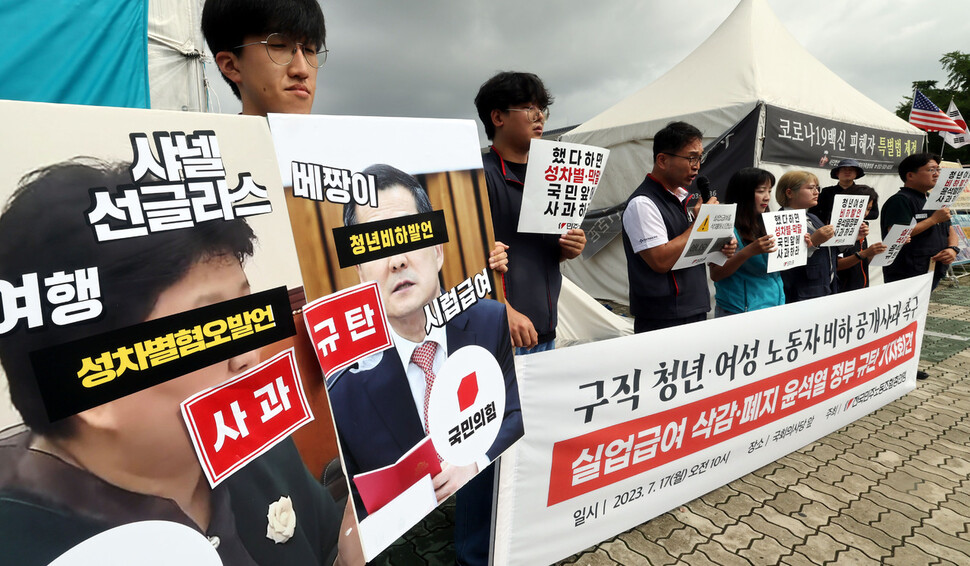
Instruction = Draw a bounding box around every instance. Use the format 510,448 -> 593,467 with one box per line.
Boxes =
0,100 -> 347,565
268,114 -> 524,559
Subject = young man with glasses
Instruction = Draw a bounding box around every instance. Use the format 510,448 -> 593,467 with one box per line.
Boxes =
468,71 -> 584,566
881,153 -> 959,291
621,121 -> 734,333
474,71 -> 586,355
202,0 -> 327,116
201,2 -> 367,562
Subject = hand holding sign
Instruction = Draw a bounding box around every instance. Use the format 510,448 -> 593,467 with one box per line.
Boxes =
671,204 -> 738,270
870,221 -> 917,268
825,194 -> 868,247
810,224 -> 835,247
559,228 -> 587,259
763,210 -> 808,273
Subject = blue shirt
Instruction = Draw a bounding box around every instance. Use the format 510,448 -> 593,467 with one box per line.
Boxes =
714,229 -> 785,313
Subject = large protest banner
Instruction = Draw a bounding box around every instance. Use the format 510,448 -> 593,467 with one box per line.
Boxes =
267,114 -> 524,560
0,100 -> 346,562
494,275 -> 930,566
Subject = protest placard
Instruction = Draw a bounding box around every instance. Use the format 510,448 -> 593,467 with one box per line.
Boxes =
925,168 -> 970,210
267,114 -> 524,560
0,100 -> 328,563
870,221 -> 917,268
517,139 -> 609,234
671,204 -> 737,270
825,194 -> 868,247
763,209 -> 807,273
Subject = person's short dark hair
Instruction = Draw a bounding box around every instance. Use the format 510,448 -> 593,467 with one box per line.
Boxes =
343,164 -> 433,227
0,159 -> 256,437
474,72 -> 554,140
897,152 -> 941,183
846,184 -> 880,221
653,121 -> 703,162
724,167 -> 775,242
201,0 -> 327,98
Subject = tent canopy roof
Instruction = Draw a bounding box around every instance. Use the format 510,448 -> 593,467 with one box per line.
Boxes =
564,0 -> 921,147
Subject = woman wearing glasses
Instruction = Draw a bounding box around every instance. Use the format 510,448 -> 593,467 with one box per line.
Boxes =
709,168 -> 784,316
775,171 -> 838,302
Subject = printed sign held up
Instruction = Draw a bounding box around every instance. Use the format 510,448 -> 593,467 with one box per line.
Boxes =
870,221 -> 917,268
671,204 -> 736,270
925,168 -> 970,210
493,275 -> 930,566
517,139 -> 609,234
763,210 -> 807,273
824,194 -> 869,247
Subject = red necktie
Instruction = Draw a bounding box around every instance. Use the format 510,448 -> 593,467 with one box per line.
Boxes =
410,341 -> 438,435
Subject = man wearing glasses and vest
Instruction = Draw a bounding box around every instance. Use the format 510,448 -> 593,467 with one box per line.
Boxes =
622,121 -> 735,333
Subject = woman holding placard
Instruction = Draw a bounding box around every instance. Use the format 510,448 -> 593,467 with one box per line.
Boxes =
775,171 -> 838,302
710,168 -> 784,316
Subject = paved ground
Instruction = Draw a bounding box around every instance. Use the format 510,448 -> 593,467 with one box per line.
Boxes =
374,281 -> 970,565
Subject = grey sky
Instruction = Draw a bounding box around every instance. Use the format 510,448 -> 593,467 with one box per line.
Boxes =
205,0 -> 970,144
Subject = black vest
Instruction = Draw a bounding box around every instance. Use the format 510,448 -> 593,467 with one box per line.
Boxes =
622,175 -> 710,320
883,188 -> 950,281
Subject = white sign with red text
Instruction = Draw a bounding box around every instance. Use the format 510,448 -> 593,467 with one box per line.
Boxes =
870,221 -> 917,268
517,139 -> 609,235
494,275 -> 930,566
925,168 -> 970,210
303,280 -> 393,381
824,194 -> 868,247
181,347 -> 313,487
763,209 -> 807,273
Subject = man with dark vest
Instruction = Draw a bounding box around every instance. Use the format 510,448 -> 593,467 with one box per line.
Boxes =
881,153 -> 960,381
881,152 -> 959,290
621,121 -> 735,333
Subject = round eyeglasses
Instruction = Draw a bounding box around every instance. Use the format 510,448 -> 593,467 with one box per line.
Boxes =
234,33 -> 328,69
505,106 -> 550,122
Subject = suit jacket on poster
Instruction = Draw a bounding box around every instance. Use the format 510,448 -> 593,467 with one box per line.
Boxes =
327,299 -> 522,517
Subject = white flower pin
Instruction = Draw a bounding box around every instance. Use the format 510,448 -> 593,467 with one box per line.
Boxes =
266,495 -> 296,544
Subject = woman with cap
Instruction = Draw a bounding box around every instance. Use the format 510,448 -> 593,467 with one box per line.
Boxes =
809,158 -> 875,224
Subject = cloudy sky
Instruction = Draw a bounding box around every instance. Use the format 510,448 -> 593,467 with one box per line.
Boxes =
205,0 -> 970,144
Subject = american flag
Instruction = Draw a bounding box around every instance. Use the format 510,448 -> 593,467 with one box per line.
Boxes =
909,90 -> 964,133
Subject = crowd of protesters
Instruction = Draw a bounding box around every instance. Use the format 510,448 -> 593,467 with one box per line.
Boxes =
619,120 -> 961,376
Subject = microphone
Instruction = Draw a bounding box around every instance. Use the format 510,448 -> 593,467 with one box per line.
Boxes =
697,176 -> 712,202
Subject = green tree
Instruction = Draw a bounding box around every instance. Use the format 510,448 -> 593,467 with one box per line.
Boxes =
896,51 -> 970,164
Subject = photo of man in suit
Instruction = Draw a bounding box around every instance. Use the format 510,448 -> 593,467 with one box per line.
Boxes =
327,164 -> 523,521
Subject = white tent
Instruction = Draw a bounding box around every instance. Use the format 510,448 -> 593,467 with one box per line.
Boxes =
560,0 -> 925,303
148,0 -> 208,111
